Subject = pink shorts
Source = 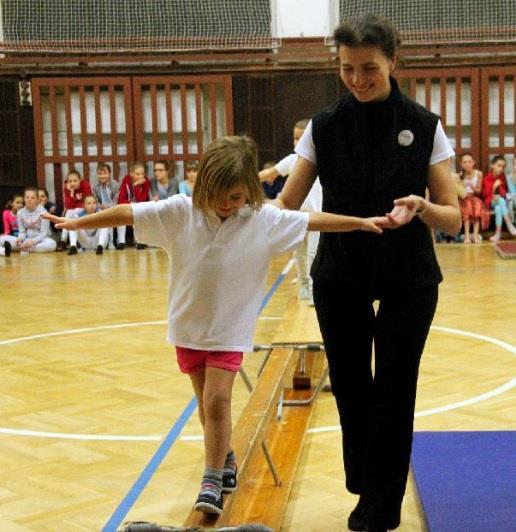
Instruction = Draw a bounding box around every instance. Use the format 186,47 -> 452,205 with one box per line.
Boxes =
176,346 -> 243,374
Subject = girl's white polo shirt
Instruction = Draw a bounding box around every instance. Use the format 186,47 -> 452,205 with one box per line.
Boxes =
132,195 -> 309,352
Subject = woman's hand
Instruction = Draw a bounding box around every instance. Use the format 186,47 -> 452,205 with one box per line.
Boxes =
384,195 -> 426,228
42,213 -> 77,230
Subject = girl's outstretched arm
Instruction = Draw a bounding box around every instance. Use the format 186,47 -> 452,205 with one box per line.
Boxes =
308,212 -> 387,233
42,204 -> 133,230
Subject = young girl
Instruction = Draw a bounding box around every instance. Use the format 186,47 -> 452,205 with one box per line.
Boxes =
178,160 -> 199,196
0,193 -> 23,256
16,187 -> 57,253
93,162 -> 120,210
76,195 -> 110,254
457,153 -> 488,244
150,160 -> 179,200
92,161 -> 123,248
59,169 -> 93,254
43,136 -> 385,516
117,161 -> 151,249
37,188 -> 57,215
482,155 -> 516,242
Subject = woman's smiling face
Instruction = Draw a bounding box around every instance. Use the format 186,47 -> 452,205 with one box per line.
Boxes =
338,45 -> 395,102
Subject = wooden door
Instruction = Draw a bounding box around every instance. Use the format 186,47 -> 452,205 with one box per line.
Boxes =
480,66 -> 516,174
31,77 -> 134,208
132,75 -> 233,179
397,68 -> 481,170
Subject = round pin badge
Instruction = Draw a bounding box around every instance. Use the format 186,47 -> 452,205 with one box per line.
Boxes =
398,130 -> 414,146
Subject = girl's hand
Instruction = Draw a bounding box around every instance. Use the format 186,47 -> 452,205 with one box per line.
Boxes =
41,212 -> 76,230
49,206 -> 56,214
20,239 -> 33,250
362,216 -> 388,234
493,179 -> 501,191
384,195 -> 425,228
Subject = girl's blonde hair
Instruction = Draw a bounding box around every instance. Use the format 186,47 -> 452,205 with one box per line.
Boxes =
193,136 -> 264,213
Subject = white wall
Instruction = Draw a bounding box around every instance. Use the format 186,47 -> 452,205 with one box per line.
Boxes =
273,0 -> 338,37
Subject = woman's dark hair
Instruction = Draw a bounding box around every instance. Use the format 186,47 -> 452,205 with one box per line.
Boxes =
334,14 -> 401,59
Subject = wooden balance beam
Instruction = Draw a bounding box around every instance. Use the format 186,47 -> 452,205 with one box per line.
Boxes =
183,301 -> 326,530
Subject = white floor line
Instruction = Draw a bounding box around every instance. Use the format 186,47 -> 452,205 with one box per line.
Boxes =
0,427 -> 162,441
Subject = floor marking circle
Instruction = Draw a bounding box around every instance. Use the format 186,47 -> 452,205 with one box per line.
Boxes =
1,321 -> 168,440
3,324 -> 514,440
306,325 -> 516,434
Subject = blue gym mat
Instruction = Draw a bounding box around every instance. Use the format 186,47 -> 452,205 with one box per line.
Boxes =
411,431 -> 516,532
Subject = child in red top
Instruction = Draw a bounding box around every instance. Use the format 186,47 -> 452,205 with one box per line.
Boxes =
116,161 -> 151,249
64,170 -> 92,210
482,155 -> 516,242
59,170 -> 93,253
1,193 -> 23,257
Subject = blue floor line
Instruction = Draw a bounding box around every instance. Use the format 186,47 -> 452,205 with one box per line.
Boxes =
102,397 -> 197,532
102,265 -> 289,530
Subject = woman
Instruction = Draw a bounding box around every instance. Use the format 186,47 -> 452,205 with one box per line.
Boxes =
274,15 -> 461,532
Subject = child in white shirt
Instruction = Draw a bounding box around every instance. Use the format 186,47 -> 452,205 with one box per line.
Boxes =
259,119 -> 322,303
77,195 -> 110,254
44,135 -> 386,516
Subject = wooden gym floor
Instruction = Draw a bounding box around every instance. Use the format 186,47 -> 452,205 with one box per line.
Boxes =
1,242 -> 515,531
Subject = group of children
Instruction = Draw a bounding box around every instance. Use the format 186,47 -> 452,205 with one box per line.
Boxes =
0,160 -> 199,257
451,152 -> 516,244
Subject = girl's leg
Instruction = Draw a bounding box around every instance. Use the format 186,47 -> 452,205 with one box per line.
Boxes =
501,199 -> 516,235
60,228 -> 69,244
490,202 -> 503,242
192,366 -> 237,514
116,226 -> 126,249
77,231 -> 95,251
463,219 -> 471,243
494,197 -> 515,233
202,366 -> 237,470
0,235 -> 18,256
189,368 -> 206,428
32,238 -> 57,253
473,220 -> 481,243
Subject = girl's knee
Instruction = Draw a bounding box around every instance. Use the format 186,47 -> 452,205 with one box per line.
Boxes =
203,390 -> 231,418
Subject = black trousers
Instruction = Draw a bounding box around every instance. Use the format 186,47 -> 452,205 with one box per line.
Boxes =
313,279 -> 438,528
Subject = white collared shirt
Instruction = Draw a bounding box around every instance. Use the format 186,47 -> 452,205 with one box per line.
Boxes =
132,195 -> 309,351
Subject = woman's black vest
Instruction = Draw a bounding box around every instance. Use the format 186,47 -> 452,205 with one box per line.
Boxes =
311,77 -> 443,295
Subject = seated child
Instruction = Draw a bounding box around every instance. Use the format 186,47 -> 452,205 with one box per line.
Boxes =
16,187 -> 57,253
76,195 -> 110,254
150,160 -> 179,200
178,160 -> 199,196
457,153 -> 488,244
0,193 -> 23,257
92,161 -> 123,247
482,155 -> 516,242
117,161 -> 151,249
59,169 -> 93,254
